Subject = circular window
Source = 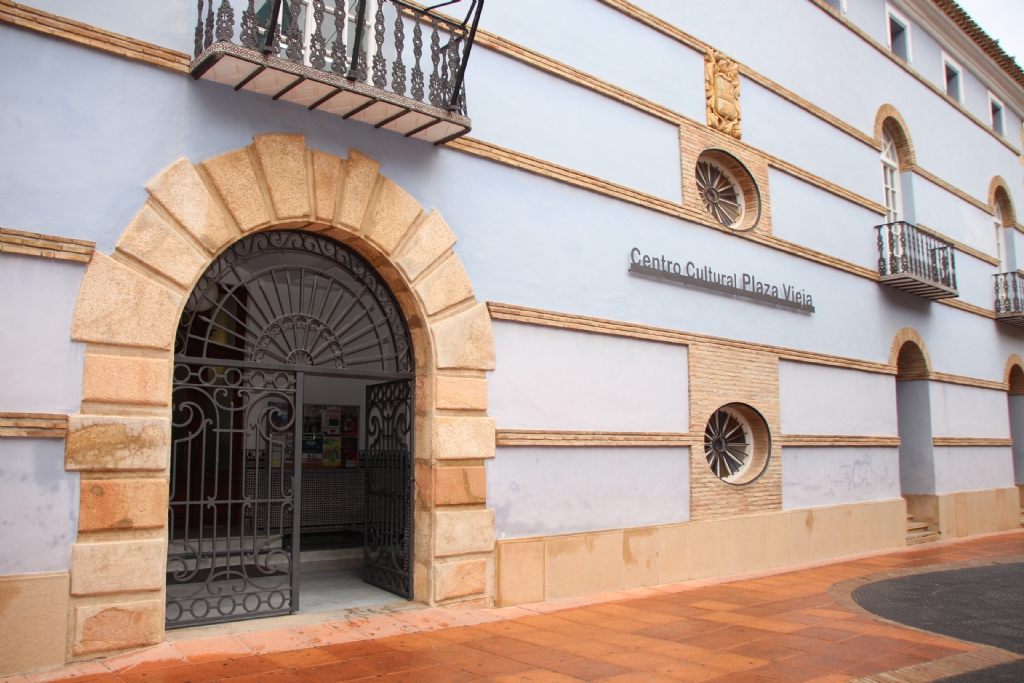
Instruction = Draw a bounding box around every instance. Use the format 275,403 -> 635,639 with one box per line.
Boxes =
703,403 -> 771,485
694,150 -> 761,231
696,161 -> 744,228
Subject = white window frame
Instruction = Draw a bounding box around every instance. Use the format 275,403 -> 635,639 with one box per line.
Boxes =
995,204 -> 1007,271
881,128 -> 902,224
941,52 -> 964,105
989,92 -> 1006,136
824,0 -> 848,14
885,4 -> 913,64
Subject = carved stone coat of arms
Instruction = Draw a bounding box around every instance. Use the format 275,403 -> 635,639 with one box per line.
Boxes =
705,50 -> 742,139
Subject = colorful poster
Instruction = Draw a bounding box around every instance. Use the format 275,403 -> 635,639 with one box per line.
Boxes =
341,438 -> 359,467
322,437 -> 342,467
322,406 -> 341,435
340,406 -> 359,437
302,405 -> 322,435
301,433 -> 322,464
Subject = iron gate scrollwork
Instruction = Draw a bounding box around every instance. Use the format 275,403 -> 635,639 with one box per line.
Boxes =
167,363 -> 301,627
362,379 -> 414,599
168,231 -> 416,627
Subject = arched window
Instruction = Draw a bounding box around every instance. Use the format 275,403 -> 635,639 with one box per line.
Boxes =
995,203 -> 1007,271
881,128 -> 901,223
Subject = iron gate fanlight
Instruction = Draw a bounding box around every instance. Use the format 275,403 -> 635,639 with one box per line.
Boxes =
176,231 -> 413,372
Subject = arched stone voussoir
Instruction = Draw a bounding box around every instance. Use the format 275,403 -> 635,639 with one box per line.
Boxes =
888,326 -> 932,370
146,158 -> 237,254
432,302 -> 496,371
337,150 -> 381,230
71,252 -> 182,350
365,178 -> 425,255
394,210 -> 457,282
202,147 -> 273,233
1004,354 -> 1024,390
116,202 -> 207,289
253,134 -> 312,224
415,252 -> 475,316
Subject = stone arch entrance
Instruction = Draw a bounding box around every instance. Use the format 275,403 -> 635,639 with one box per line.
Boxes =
167,230 -> 418,627
64,135 -> 496,659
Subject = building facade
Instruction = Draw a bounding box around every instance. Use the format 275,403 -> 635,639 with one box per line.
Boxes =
1,0 -> 1024,675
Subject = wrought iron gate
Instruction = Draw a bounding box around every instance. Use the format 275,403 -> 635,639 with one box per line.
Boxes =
167,363 -> 301,627
362,379 -> 415,599
167,231 -> 416,627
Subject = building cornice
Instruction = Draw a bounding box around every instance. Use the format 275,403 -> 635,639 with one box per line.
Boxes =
899,1 -> 1024,116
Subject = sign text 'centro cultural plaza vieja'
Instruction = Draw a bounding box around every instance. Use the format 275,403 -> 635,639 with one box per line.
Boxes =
629,247 -> 816,313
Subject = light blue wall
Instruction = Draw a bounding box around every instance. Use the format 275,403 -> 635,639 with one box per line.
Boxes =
468,48 -> 683,202
480,0 -> 707,124
487,447 -> 690,539
2,14 -> 1024,386
743,82 -> 879,201
913,175 -> 997,256
22,0 -> 193,53
768,170 -> 882,273
0,254 -> 86,414
630,0 -> 1022,211
0,438 -> 79,575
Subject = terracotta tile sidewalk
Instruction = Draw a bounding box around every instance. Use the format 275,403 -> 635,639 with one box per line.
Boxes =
9,530 -> 1024,683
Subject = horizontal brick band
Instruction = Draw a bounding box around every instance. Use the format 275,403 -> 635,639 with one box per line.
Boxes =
0,412 -> 68,438
488,301 -> 896,376
489,302 -> 1012,392
778,435 -> 902,447
932,437 -> 1014,447
0,0 -> 190,73
496,430 -> 692,447
0,227 -> 94,263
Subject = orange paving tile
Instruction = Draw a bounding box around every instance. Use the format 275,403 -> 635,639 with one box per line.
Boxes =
20,530 -> 1024,683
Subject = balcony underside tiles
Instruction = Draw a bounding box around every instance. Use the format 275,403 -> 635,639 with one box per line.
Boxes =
193,44 -> 471,144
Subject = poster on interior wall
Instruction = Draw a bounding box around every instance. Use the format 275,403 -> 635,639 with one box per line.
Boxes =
284,432 -> 295,465
302,437 -> 323,464
302,405 -> 322,435
268,400 -> 291,432
340,407 -> 359,437
342,438 -> 358,467
322,437 -> 342,467
322,406 -> 341,435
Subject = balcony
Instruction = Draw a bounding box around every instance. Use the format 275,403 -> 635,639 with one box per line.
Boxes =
875,221 -> 958,300
994,272 -> 1024,327
190,0 -> 483,144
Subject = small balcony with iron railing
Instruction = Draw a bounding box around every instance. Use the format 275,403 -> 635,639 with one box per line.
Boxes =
191,0 -> 483,144
994,271 -> 1024,327
875,221 -> 958,300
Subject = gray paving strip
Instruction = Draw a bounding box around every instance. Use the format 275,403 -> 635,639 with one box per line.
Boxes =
851,562 -> 1024,655
827,557 -> 1024,683
930,660 -> 1024,683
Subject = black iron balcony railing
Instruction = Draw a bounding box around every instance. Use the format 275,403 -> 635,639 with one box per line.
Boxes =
875,221 -> 958,300
191,0 -> 483,144
994,271 -> 1024,326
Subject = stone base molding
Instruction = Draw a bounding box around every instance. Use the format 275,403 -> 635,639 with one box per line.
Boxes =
904,488 -> 1022,540
0,572 -> 69,676
61,135 -> 497,663
495,498 -> 908,607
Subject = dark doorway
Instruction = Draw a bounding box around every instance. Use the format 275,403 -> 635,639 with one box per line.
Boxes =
165,231 -> 415,628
